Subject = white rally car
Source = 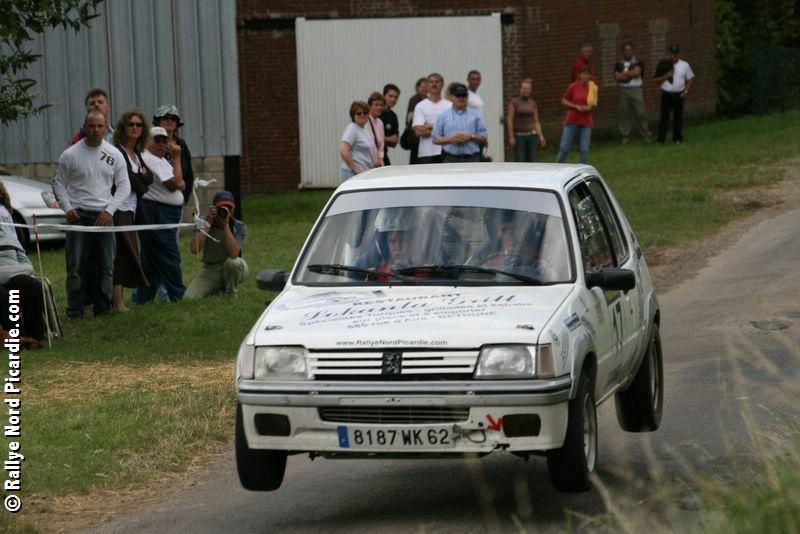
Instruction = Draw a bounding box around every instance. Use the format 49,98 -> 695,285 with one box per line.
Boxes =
236,163 -> 662,493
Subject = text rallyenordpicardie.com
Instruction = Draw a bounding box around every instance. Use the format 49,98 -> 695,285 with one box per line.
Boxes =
3,289 -> 24,514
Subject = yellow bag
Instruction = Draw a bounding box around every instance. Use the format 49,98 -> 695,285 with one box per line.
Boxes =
587,81 -> 599,108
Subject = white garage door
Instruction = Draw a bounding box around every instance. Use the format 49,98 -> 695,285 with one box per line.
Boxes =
296,14 -> 503,188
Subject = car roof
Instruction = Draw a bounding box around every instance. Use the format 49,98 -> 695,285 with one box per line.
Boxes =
335,163 -> 597,192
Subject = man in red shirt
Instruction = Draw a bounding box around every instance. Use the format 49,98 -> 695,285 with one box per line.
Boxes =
556,66 -> 595,164
571,43 -> 594,82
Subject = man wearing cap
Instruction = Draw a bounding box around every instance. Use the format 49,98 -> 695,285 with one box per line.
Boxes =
432,83 -> 487,163
153,104 -> 194,205
135,126 -> 186,303
52,111 -> 131,319
185,191 -> 249,299
655,44 -> 695,144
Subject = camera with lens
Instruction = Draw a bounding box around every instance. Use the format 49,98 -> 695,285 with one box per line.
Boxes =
218,205 -> 230,219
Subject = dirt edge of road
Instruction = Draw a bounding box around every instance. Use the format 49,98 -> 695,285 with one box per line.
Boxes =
23,168 -> 800,533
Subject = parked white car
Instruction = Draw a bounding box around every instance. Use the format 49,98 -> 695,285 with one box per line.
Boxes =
0,173 -> 65,248
236,163 -> 663,493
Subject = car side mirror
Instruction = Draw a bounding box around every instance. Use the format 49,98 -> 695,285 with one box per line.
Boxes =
585,268 -> 636,291
256,269 -> 287,292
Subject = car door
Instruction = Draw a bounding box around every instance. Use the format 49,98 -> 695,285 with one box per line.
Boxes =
584,178 -> 644,377
567,182 -> 623,398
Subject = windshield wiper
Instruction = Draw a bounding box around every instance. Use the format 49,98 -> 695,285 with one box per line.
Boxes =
307,264 -> 412,282
397,264 -> 543,285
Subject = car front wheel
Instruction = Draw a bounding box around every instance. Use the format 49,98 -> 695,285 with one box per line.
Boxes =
235,403 -> 287,491
614,323 -> 663,432
547,369 -> 597,492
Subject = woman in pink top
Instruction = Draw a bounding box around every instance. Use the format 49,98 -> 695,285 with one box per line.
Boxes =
556,66 -> 595,164
366,92 -> 386,167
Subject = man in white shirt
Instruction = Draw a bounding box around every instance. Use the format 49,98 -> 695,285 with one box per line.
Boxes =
52,111 -> 130,319
135,126 -> 186,303
412,73 -> 452,164
655,44 -> 695,144
466,70 -> 485,119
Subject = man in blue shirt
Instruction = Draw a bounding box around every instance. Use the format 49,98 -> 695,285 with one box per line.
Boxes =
432,83 -> 488,163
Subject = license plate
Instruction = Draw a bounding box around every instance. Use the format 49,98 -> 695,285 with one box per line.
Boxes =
337,425 -> 456,449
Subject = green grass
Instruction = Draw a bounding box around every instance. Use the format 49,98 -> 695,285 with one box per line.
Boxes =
5,112 -> 800,530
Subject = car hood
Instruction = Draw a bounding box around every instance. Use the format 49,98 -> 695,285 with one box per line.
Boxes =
1,176 -> 52,209
252,285 -> 573,349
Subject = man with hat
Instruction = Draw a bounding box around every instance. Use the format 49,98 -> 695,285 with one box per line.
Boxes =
431,83 -> 488,163
654,44 -> 695,144
153,104 -> 194,205
184,191 -> 248,299
135,126 -> 186,303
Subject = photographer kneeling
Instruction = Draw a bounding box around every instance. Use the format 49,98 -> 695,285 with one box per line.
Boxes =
185,191 -> 248,299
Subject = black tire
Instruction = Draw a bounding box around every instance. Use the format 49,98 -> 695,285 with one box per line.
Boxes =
615,324 -> 664,432
547,370 -> 597,493
13,214 -> 30,250
235,403 -> 287,491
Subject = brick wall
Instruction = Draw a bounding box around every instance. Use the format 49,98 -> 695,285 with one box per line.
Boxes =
237,0 -> 716,191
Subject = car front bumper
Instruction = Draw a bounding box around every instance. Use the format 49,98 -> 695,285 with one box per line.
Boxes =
238,377 -> 571,454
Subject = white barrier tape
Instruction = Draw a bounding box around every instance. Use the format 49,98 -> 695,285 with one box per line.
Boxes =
0,220 -> 197,232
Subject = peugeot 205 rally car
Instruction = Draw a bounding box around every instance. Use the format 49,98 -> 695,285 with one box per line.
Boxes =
236,163 -> 663,493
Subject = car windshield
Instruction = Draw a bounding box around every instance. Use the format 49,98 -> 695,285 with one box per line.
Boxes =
295,188 -> 573,285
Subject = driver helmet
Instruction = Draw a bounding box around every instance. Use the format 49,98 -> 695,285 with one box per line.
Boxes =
374,207 -> 416,232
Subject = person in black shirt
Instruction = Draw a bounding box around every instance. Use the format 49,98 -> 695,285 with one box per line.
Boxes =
380,84 -> 401,165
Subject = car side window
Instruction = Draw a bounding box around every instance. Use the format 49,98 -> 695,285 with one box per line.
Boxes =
568,183 -> 615,273
586,179 -> 629,264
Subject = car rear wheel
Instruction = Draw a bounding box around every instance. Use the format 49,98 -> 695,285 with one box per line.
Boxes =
547,369 -> 597,492
615,324 -> 663,432
235,403 -> 287,491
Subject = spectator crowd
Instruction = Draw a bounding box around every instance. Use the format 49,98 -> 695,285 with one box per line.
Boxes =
340,41 -> 694,178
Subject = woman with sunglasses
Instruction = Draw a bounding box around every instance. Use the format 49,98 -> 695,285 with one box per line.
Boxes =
153,105 -> 194,205
111,110 -> 152,312
339,101 -> 376,181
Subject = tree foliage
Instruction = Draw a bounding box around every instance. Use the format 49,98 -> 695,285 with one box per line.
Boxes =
716,0 -> 800,115
0,0 -> 103,125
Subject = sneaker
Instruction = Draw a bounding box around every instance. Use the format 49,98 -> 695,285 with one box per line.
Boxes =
674,140 -> 683,145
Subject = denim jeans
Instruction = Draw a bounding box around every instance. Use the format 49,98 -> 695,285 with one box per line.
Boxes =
134,200 -> 185,303
514,134 -> 538,162
556,124 -> 592,164
65,209 -> 116,317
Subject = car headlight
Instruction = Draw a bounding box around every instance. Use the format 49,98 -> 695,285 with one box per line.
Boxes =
254,346 -> 311,380
474,344 -> 555,379
237,342 -> 255,379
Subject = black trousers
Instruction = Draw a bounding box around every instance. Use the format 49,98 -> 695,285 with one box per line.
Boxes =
415,155 -> 444,164
0,275 -> 45,340
443,152 -> 481,163
657,90 -> 685,143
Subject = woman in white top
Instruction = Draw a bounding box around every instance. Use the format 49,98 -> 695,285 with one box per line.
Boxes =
339,101 -> 376,181
111,110 -> 152,312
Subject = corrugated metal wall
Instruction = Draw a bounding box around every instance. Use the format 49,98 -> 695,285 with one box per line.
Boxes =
296,15 -> 504,188
0,0 -> 240,164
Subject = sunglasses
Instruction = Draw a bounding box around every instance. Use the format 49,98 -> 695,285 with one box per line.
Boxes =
354,111 -> 367,116
160,115 -> 180,122
453,93 -> 468,98
127,122 -> 144,128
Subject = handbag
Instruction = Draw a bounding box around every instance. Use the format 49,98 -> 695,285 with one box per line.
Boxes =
587,81 -> 599,108
117,145 -> 154,196
399,124 -> 418,151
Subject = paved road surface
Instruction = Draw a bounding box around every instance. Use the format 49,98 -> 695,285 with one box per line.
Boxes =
93,208 -> 800,533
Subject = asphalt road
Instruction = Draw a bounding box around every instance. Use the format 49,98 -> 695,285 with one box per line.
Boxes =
93,208 -> 800,533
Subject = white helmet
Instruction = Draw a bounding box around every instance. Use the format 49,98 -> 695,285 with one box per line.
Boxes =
374,207 -> 415,232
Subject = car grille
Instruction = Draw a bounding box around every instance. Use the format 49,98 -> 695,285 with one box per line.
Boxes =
308,350 -> 479,377
319,406 -> 471,424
